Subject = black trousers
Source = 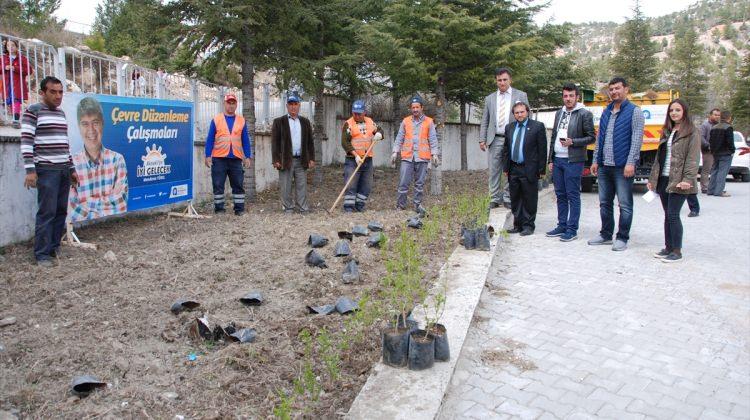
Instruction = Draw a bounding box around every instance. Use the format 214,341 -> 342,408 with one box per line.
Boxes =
509,162 -> 539,231
656,176 -> 687,251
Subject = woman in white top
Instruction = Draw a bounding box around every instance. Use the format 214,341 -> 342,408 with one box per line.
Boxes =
646,98 -> 701,263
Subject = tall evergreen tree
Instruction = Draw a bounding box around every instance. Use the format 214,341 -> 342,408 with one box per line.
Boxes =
170,0 -> 296,201
664,18 -> 708,114
610,1 -> 659,92
729,54 -> 750,134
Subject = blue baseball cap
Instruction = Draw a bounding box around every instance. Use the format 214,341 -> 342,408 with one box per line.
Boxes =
352,100 -> 366,113
410,95 -> 423,105
287,91 -> 301,103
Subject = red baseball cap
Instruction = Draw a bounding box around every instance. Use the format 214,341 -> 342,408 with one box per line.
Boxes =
224,93 -> 237,103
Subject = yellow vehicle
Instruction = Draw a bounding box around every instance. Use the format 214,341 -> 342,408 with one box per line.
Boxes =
580,89 -> 679,192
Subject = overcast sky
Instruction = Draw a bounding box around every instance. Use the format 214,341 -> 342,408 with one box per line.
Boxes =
55,0 -> 699,34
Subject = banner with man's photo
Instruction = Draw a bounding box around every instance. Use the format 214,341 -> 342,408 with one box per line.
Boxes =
61,93 -> 194,222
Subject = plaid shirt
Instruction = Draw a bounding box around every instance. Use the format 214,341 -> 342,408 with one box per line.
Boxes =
69,147 -> 128,222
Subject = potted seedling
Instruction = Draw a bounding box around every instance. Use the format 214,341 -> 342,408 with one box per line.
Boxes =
423,280 -> 449,362
381,232 -> 422,368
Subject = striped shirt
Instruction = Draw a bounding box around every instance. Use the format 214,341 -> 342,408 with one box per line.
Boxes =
21,103 -> 73,173
68,147 -> 129,222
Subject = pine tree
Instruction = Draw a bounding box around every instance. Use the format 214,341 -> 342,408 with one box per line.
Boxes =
664,19 -> 708,114
729,54 -> 750,134
609,1 -> 659,92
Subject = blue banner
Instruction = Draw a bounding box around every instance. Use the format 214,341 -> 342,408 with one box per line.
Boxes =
62,94 -> 194,222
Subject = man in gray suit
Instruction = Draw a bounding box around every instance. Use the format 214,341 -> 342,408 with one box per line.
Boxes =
479,67 -> 529,209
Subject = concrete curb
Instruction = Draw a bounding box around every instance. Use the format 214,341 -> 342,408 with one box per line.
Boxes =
345,204 -> 515,419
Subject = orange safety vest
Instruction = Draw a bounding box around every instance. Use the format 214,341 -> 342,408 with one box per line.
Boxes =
401,115 -> 433,160
211,114 -> 246,159
346,116 -> 377,158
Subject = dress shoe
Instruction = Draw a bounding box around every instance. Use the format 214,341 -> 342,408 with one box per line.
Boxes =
519,229 -> 534,236
506,227 -> 522,234
688,211 -> 699,217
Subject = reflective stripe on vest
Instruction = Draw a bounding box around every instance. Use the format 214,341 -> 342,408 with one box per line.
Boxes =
212,114 -> 246,159
346,116 -> 376,158
401,116 -> 433,160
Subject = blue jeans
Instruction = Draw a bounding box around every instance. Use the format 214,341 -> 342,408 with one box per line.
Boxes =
708,154 -> 732,195
553,157 -> 584,234
597,165 -> 634,242
211,157 -> 245,212
34,167 -> 71,261
343,156 -> 373,211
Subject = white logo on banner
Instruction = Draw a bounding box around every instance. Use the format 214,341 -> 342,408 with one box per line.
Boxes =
169,184 -> 188,198
137,144 -> 172,181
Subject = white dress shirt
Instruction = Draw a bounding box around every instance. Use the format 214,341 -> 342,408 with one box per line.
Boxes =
288,114 -> 302,156
496,87 -> 513,135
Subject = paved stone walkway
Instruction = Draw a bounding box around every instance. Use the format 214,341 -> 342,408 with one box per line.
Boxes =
439,181 -> 750,419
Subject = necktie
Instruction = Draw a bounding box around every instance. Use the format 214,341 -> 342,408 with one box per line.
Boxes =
497,93 -> 506,132
512,123 -> 524,163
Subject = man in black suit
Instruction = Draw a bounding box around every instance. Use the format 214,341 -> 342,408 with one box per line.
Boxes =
271,91 -> 316,213
502,102 -> 547,236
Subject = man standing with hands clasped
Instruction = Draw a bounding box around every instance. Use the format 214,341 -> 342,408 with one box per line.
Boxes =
272,91 -> 315,213
502,102 -> 547,236
546,83 -> 595,242
588,77 -> 644,251
392,95 -> 440,215
21,76 -> 79,266
204,93 -> 253,216
479,67 -> 528,209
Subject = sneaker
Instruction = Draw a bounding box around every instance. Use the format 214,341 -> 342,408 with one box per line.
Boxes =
489,201 -> 501,209
653,248 -> 671,258
560,232 -> 578,242
36,259 -> 55,267
503,202 -> 511,209
688,211 -> 699,217
343,208 -> 354,213
234,210 -> 244,216
506,227 -> 522,234
11,121 -> 21,129
587,236 -> 612,245
519,229 -> 534,236
718,192 -> 731,197
661,252 -> 683,263
214,208 -> 226,214
611,239 -> 628,251
545,226 -> 566,237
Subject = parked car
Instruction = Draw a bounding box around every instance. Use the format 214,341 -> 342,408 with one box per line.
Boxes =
730,131 -> 750,182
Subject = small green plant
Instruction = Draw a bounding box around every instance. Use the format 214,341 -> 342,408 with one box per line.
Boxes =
382,231 -> 425,330
297,329 -> 320,401
273,389 -> 293,420
422,278 -> 447,338
317,328 -> 340,382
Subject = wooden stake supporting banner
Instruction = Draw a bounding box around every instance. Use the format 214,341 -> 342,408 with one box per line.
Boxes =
62,223 -> 97,250
168,201 -> 211,219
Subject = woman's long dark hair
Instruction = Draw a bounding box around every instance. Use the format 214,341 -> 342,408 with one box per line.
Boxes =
662,98 -> 694,138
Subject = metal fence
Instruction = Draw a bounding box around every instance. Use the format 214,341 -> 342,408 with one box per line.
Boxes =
1,32 -> 314,138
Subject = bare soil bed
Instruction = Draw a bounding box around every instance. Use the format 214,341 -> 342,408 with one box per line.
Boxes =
0,166 -> 485,419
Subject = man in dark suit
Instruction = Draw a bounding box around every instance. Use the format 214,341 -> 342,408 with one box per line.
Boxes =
479,67 -> 529,209
271,91 -> 315,213
502,102 -> 547,236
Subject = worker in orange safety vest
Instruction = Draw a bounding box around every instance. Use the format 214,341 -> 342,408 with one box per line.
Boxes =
340,99 -> 384,212
391,95 -> 440,215
204,93 -> 253,215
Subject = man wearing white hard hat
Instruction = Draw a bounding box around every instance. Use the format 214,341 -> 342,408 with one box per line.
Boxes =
340,99 -> 384,212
